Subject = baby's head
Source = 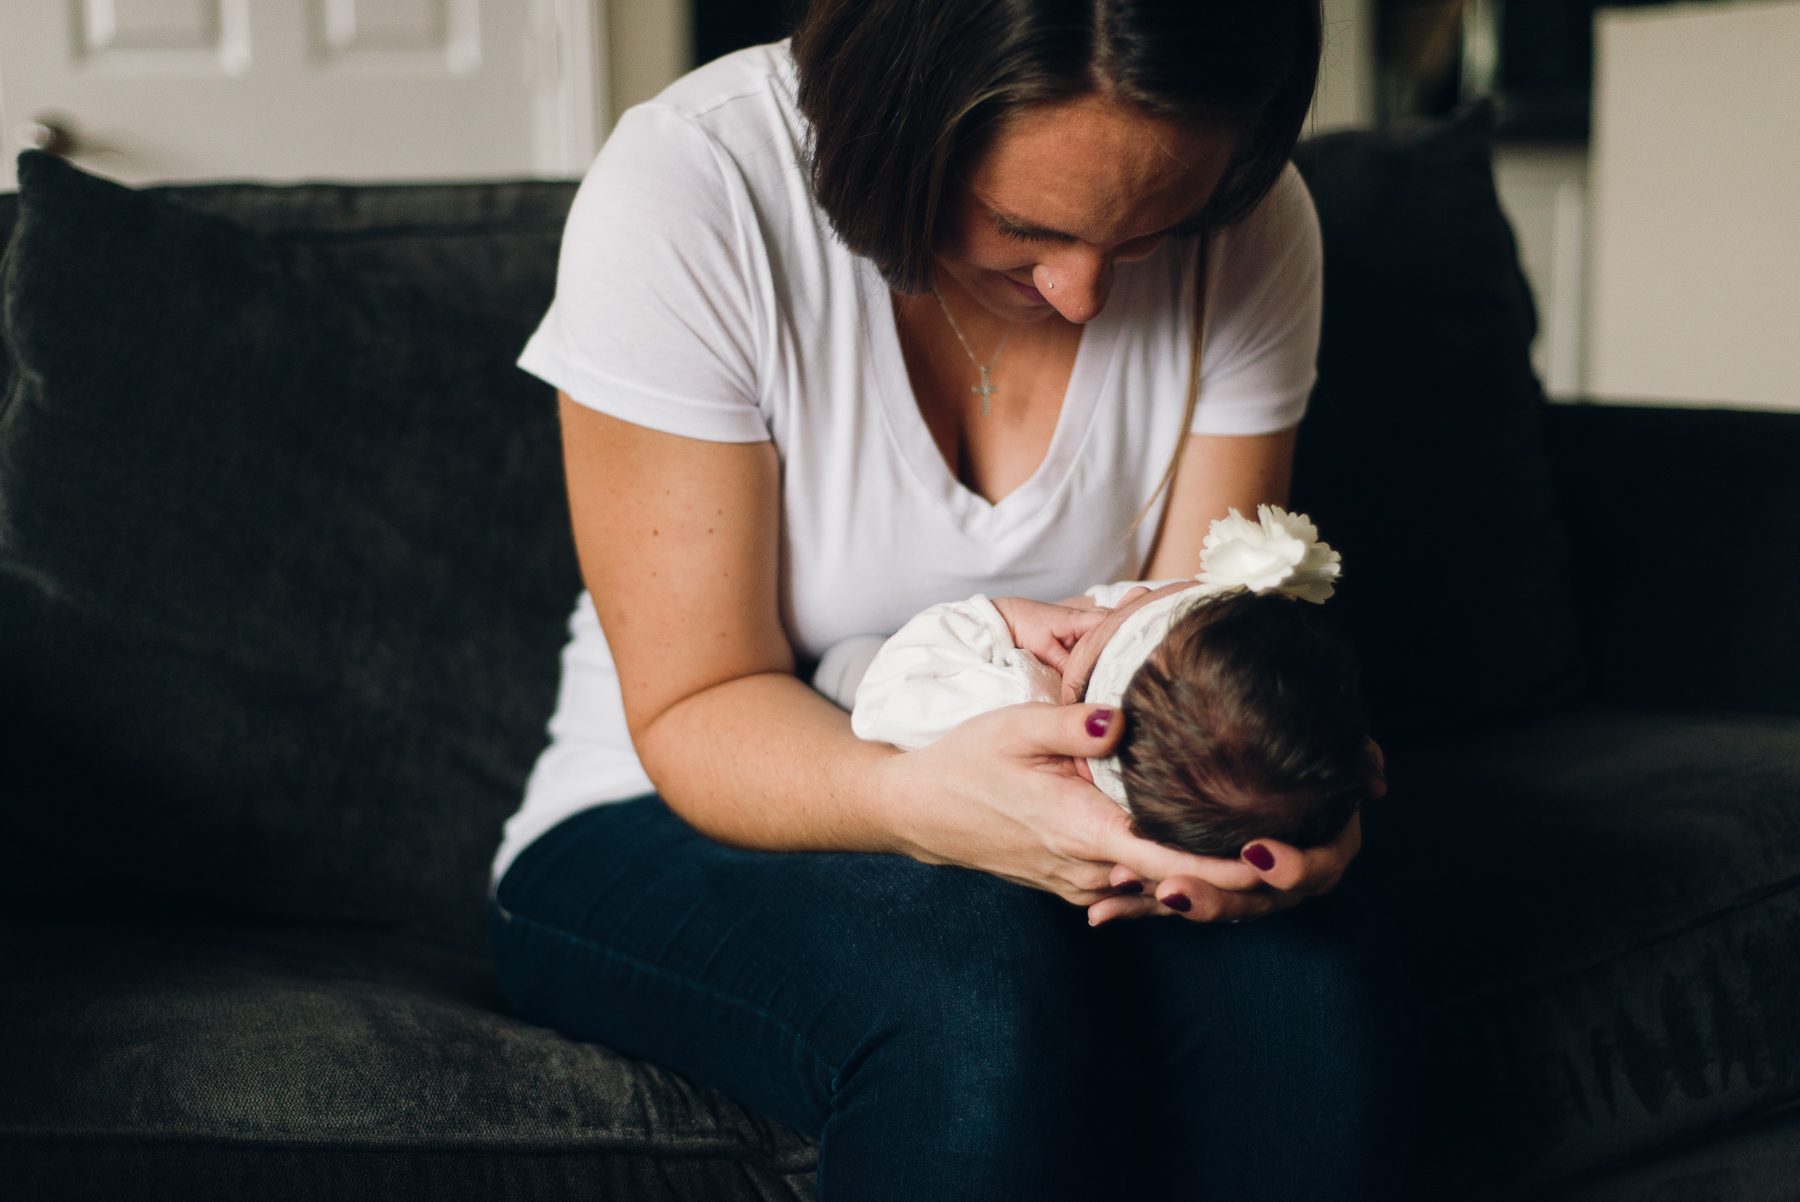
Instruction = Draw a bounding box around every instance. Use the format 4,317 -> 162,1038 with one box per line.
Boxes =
1115,590 -> 1371,859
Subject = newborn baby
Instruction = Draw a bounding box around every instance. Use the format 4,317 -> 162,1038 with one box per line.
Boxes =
814,507 -> 1375,859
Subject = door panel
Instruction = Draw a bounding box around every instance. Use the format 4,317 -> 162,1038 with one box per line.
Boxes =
1,0 -> 608,188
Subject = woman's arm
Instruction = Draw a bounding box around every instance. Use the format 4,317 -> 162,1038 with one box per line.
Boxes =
1142,427 -> 1296,579
562,395 -> 900,853
564,397 -> 1105,865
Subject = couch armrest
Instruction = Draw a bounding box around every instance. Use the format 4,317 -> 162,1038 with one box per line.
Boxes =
1544,402 -> 1800,715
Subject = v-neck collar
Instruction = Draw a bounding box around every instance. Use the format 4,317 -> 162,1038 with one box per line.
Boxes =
864,261 -> 1127,541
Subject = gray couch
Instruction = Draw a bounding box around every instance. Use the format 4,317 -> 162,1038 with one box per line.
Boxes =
3,105 -> 1796,1200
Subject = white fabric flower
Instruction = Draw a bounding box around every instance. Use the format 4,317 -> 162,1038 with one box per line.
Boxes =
1195,505 -> 1341,603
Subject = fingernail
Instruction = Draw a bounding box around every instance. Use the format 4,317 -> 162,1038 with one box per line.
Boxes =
1161,893 -> 1191,913
1085,708 -> 1113,737
1242,844 -> 1275,871
1113,880 -> 1143,895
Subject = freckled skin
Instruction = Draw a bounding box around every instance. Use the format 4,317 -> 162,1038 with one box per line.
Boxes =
934,96 -> 1236,328
895,95 -> 1237,504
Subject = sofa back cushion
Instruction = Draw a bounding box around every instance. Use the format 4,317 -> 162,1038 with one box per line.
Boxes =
1291,104 -> 1584,736
1546,402 -> 1800,716
0,153 -> 582,944
0,192 -> 15,407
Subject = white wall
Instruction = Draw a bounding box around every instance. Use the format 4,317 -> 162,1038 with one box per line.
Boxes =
1493,147 -> 1588,400
1309,0 -> 1377,135
1586,0 -> 1800,410
606,0 -> 691,124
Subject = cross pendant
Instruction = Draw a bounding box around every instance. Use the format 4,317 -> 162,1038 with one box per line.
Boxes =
972,367 -> 998,417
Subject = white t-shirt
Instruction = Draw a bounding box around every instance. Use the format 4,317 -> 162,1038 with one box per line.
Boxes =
494,42 -> 1323,880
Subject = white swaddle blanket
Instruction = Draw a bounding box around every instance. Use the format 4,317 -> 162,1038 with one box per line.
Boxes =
813,582 -> 1175,807
831,594 -> 1065,750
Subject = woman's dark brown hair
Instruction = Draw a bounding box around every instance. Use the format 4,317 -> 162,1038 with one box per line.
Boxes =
792,0 -> 1322,295
1117,590 -> 1371,859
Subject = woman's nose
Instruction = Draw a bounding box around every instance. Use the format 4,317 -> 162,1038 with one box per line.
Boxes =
1034,251 -> 1113,324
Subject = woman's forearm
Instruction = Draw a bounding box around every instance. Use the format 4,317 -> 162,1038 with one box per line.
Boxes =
633,669 -> 908,854
1144,429 -> 1295,577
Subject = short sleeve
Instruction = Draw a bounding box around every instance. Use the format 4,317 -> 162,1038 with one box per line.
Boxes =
1190,164 -> 1324,437
518,104 -> 772,443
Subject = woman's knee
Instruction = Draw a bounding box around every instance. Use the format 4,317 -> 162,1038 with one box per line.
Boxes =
847,867 -> 1102,1049
1106,883 -> 1419,1197
818,874 -> 1125,1194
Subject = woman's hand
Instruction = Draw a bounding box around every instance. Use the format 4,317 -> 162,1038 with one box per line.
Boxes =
872,701 -> 1374,919
1084,814 -> 1363,926
1085,740 -> 1385,925
870,700 -> 1149,903
990,597 -> 1109,674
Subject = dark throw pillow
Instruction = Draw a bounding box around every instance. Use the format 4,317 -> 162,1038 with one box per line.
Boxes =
0,152 -> 582,944
1291,104 -> 1583,738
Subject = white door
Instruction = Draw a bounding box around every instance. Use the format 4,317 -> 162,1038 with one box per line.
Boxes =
0,0 -> 610,190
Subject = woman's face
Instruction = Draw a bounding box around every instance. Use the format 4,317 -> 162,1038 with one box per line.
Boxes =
935,94 -> 1238,325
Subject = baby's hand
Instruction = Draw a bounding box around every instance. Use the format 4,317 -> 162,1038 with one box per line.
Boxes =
991,597 -> 1108,674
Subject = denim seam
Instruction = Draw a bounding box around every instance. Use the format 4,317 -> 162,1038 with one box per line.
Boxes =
496,901 -> 842,1085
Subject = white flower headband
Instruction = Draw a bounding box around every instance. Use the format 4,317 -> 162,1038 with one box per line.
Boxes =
1085,506 -> 1342,809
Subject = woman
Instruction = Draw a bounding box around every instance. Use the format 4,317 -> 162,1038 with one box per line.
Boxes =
492,1 -> 1415,1197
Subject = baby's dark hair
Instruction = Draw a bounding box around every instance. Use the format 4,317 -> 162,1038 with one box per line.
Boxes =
1116,590 -> 1371,859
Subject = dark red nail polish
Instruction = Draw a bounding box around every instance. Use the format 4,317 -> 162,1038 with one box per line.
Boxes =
1114,881 -> 1143,895
1243,844 -> 1275,871
1085,708 -> 1113,737
1162,893 -> 1191,913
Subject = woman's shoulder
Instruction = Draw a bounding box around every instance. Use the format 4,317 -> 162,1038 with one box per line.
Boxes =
1209,164 -> 1322,288
582,41 -> 812,245
621,41 -> 802,152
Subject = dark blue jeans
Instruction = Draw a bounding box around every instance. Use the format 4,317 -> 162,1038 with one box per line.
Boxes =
492,796 -> 1417,1200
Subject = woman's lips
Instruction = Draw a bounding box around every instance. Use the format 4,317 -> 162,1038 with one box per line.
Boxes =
1005,276 -> 1049,304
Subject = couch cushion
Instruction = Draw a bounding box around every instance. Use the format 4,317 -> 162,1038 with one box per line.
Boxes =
140,177 -> 581,326
0,920 -> 817,1201
0,153 -> 583,945
1368,708 -> 1800,1196
1542,1104 -> 1800,1202
1545,402 -> 1800,717
1291,105 -> 1583,736
0,188 -> 16,404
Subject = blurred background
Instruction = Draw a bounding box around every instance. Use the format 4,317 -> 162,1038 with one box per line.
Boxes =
2,0 -> 1794,410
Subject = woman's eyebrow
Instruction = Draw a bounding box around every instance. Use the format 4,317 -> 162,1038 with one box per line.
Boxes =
991,207 -> 1187,244
992,210 -> 1079,242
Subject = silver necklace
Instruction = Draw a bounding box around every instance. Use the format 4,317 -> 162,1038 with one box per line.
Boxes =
933,289 -> 1017,417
